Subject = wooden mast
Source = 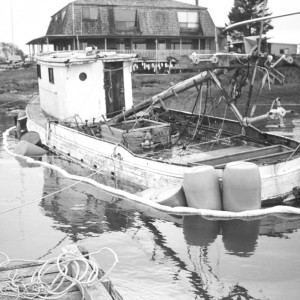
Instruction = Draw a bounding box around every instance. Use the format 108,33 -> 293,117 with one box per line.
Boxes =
108,69 -> 224,124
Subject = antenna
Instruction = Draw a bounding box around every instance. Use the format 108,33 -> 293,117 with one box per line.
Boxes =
11,0 -> 14,54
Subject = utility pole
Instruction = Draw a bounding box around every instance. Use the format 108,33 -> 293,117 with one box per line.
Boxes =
11,0 -> 15,54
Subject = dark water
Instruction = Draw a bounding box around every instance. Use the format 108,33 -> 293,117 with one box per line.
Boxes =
1,108 -> 300,300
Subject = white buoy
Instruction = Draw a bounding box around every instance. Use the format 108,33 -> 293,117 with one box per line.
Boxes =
222,161 -> 261,212
137,184 -> 187,207
21,131 -> 41,145
183,165 -> 222,210
14,141 -> 47,157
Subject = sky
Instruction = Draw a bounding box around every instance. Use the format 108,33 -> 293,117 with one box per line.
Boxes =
0,0 -> 299,54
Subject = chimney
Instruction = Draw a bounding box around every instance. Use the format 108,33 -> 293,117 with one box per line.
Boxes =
195,0 -> 199,6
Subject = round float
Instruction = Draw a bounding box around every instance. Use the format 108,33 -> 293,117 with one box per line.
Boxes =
14,141 -> 47,157
222,161 -> 261,212
137,184 -> 187,207
183,165 -> 222,210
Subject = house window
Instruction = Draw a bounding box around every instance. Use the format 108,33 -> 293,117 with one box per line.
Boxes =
200,39 -> 206,50
114,9 -> 137,30
177,12 -> 199,28
82,7 -> 98,20
37,64 -> 41,79
48,68 -> 54,84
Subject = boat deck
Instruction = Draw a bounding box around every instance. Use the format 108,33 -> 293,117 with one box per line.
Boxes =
26,95 -> 295,168
26,95 -> 53,130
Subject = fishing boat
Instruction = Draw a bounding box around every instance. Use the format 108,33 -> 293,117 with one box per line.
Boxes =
19,48 -> 300,208
19,42 -> 300,213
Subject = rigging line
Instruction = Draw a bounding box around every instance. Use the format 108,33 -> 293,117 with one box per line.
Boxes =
0,170 -> 99,215
127,106 -> 153,133
186,84 -> 209,148
209,105 -> 229,151
186,134 -> 243,149
36,235 -> 69,261
274,143 -> 300,174
0,99 -> 29,107
171,88 -> 204,148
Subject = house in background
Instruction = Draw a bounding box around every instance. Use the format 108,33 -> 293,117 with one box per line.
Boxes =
267,40 -> 299,56
27,0 -> 221,62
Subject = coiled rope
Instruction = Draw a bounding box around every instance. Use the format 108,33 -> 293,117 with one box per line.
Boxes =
0,247 -> 118,300
3,126 -> 300,219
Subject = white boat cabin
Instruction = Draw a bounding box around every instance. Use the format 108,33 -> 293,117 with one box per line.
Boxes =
36,51 -> 136,123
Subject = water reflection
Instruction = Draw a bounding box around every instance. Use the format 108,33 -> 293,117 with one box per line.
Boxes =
182,215 -> 300,257
2,107 -> 300,299
222,219 -> 260,257
183,216 -> 220,247
40,162 -> 135,242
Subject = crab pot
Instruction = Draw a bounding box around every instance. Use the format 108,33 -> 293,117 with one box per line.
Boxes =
222,161 -> 261,212
183,165 -> 222,210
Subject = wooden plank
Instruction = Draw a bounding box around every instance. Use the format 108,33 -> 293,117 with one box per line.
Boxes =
0,290 -> 83,300
63,245 -> 113,300
0,273 -> 79,292
191,145 -> 291,166
0,263 -> 59,282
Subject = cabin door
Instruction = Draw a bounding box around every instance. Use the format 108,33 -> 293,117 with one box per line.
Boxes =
104,62 -> 125,118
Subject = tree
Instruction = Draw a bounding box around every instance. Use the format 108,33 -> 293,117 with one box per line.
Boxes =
0,42 -> 25,60
227,0 -> 273,40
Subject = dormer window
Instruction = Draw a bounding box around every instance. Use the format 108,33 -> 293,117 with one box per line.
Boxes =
177,12 -> 199,28
82,7 -> 98,20
114,9 -> 137,30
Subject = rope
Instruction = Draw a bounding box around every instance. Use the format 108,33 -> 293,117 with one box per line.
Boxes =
3,127 -> 300,219
0,247 -> 118,300
0,98 -> 30,107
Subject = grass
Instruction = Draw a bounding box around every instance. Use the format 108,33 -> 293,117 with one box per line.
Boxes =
0,66 -> 299,119
0,67 -> 38,108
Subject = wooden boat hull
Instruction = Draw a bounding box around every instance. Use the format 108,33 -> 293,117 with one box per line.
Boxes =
26,98 -> 300,206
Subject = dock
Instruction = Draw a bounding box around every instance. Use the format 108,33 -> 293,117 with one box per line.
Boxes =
0,245 -> 122,300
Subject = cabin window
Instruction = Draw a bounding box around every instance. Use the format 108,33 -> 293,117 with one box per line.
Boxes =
48,68 -> 54,84
82,7 -> 98,20
79,72 -> 87,81
37,64 -> 41,79
177,12 -> 199,28
114,9 -> 137,30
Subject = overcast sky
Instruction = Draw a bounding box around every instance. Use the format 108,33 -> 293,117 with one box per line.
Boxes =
0,0 -> 299,54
